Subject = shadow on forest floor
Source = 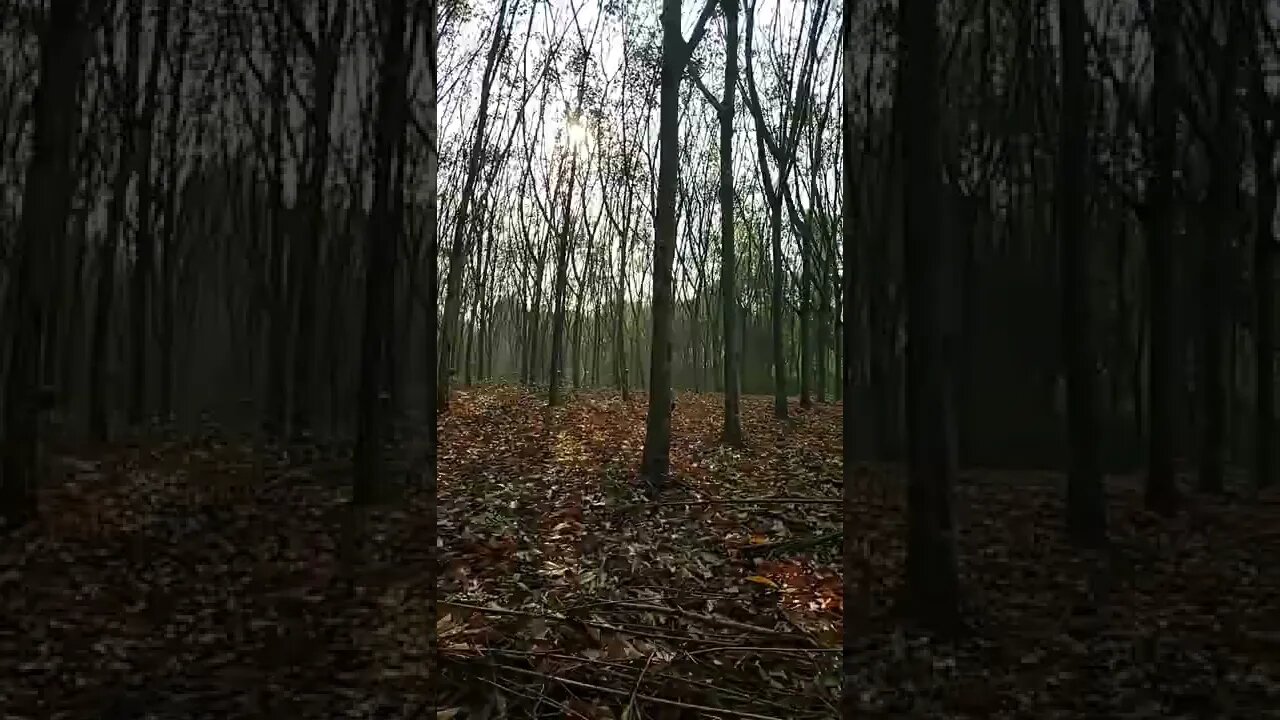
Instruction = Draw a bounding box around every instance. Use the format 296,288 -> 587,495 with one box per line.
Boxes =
4,386 -> 1279,719
0,431 -> 438,718
842,464 -> 1280,718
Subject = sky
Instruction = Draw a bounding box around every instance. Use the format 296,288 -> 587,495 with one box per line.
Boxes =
436,0 -> 843,309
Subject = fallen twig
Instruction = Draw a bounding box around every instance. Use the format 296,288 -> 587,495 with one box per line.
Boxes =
611,601 -> 806,641
474,675 -> 590,719
620,496 -> 840,511
682,645 -> 840,657
483,648 -> 807,710
443,601 -> 744,646
624,653 -> 655,715
739,531 -> 843,556
492,663 -> 789,720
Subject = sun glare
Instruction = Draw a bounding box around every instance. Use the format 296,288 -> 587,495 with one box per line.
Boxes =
564,118 -> 591,152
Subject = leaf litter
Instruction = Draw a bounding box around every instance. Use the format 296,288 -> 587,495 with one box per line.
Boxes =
1,430 -> 441,718
4,385 -> 1278,718
843,463 -> 1280,718
437,386 -> 843,719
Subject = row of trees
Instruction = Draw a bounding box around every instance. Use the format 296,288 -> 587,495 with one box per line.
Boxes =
869,0 -> 1278,634
434,0 -> 1280,639
435,0 -> 842,494
6,0 -> 1277,646
0,0 -> 439,530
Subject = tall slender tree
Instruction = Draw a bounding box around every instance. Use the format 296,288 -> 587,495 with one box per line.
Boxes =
89,0 -> 143,442
840,0 -> 855,709
353,0 -> 410,504
687,0 -> 745,444
638,0 -> 719,488
899,0 -> 961,635
1247,0 -> 1278,492
1145,0 -> 1181,516
128,0 -> 174,426
2,0 -> 101,531
1059,0 -> 1106,545
287,0 -> 349,435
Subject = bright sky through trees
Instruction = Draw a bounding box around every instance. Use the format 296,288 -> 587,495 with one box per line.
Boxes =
437,0 -> 842,310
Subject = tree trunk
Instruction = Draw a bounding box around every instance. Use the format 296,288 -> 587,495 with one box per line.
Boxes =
2,0 -> 94,532
616,227 -> 632,399
292,0 -> 346,435
719,0 -> 743,444
158,2 -> 192,423
264,11 -> 291,438
549,153 -> 577,407
437,0 -> 510,410
353,0 -> 408,505
1249,32 -> 1277,490
90,0 -> 143,442
840,3 -> 855,710
799,241 -> 812,408
1058,0 -> 1106,545
899,0 -> 961,636
1145,0 -> 1181,515
128,0 -> 173,427
639,0 -> 687,486
1197,2 -> 1243,495
768,199 -> 787,417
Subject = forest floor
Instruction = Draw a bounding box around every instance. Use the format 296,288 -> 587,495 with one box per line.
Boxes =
436,387 -> 843,719
2,386 -> 1279,719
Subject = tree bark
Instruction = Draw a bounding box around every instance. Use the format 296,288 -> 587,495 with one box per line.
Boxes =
1196,0 -> 1243,495
157,2 -> 192,423
264,8 -> 292,437
899,0 -> 961,636
291,0 -> 347,435
840,4 -> 855,712
1248,17 -> 1277,490
1145,0 -> 1181,516
638,0 -> 717,487
353,0 -> 408,505
719,0 -> 743,444
2,0 -> 96,532
90,0 -> 143,442
1058,0 -> 1106,545
126,0 -> 173,427
549,143 -> 578,406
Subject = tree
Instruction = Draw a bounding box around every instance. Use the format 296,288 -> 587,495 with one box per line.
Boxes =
286,0 -> 349,436
437,0 -> 513,412
1144,0 -> 1181,516
1246,0 -> 1278,492
1,0 -> 102,532
898,0 -> 962,636
638,0 -> 720,488
353,0 -> 410,504
718,0 -> 743,444
89,0 -> 144,442
1188,0 -> 1246,496
740,0 -> 829,418
127,0 -> 175,427
422,0 -> 440,701
548,129 -> 581,407
840,0 -> 855,707
1058,0 -> 1106,545
687,0 -> 745,444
